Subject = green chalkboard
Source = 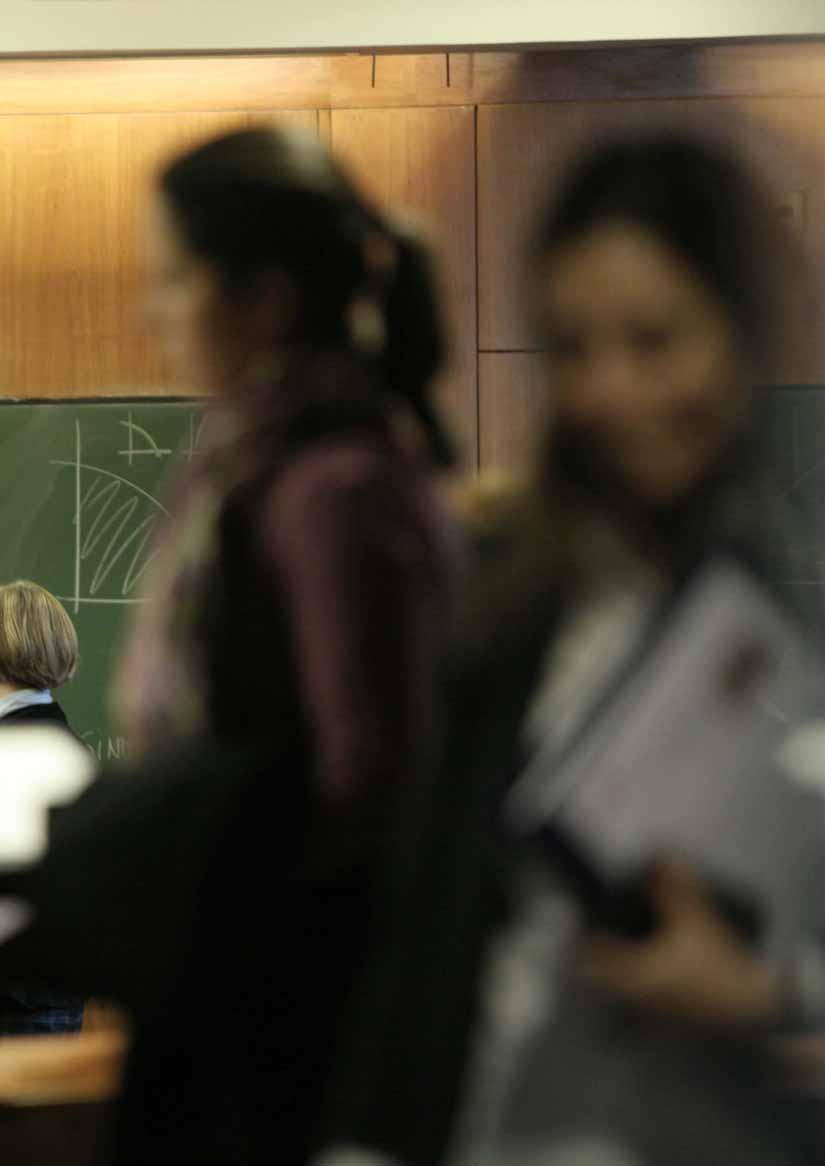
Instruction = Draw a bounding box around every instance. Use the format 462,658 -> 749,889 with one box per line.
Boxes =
0,399 -> 204,761
2,387 -> 825,764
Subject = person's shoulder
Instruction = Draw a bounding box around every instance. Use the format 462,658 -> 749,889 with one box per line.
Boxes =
449,470 -> 535,551
262,434 -> 438,560
449,470 -> 563,656
277,434 -> 402,510
0,702 -> 80,744
1,702 -> 68,725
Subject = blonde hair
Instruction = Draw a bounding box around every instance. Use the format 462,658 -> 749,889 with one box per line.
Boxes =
0,581 -> 78,690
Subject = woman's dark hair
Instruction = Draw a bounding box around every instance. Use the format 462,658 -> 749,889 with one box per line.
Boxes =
533,130 -> 798,369
159,126 -> 453,465
529,127 -> 824,613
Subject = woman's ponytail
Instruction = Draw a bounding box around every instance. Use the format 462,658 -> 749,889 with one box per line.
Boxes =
374,225 -> 456,468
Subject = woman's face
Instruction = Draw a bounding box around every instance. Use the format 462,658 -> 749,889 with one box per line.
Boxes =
539,222 -> 747,507
144,197 -> 298,395
143,196 -> 227,394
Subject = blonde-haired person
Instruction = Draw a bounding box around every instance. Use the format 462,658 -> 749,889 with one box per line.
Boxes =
0,580 -> 83,1036
0,581 -> 78,735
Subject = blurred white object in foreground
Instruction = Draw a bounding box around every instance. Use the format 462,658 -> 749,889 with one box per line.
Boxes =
778,721 -> 825,794
0,726 -> 95,869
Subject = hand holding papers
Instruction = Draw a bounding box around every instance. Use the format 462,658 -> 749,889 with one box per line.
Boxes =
507,557 -> 825,958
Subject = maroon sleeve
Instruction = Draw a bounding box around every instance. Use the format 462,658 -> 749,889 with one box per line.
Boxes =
263,442 -> 443,805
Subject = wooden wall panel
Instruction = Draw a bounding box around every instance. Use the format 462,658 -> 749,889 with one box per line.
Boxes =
477,102 -> 589,354
450,43 -> 825,106
0,108 -> 315,397
478,98 -> 825,382
105,110 -> 254,395
0,56 -> 333,116
478,353 -> 549,472
737,97 -> 825,383
0,53 -> 456,116
2,44 -> 825,436
331,106 -> 478,464
3,45 -> 825,118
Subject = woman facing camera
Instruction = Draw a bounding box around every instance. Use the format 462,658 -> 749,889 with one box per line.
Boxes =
322,127 -> 825,1166
0,580 -> 83,1036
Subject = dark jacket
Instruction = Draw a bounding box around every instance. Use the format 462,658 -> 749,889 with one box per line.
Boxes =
0,734 -> 437,1163
322,521 -> 559,1165
0,700 -> 75,732
0,699 -> 85,1032
109,403 -> 453,1164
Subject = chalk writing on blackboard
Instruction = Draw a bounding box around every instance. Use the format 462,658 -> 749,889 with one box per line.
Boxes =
81,729 -> 129,763
52,420 -> 170,614
118,412 -> 173,465
183,411 -> 207,461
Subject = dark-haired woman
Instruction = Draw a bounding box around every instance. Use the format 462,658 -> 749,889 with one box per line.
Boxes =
116,126 -> 455,770
94,127 -> 457,1164
321,129 -> 825,1166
